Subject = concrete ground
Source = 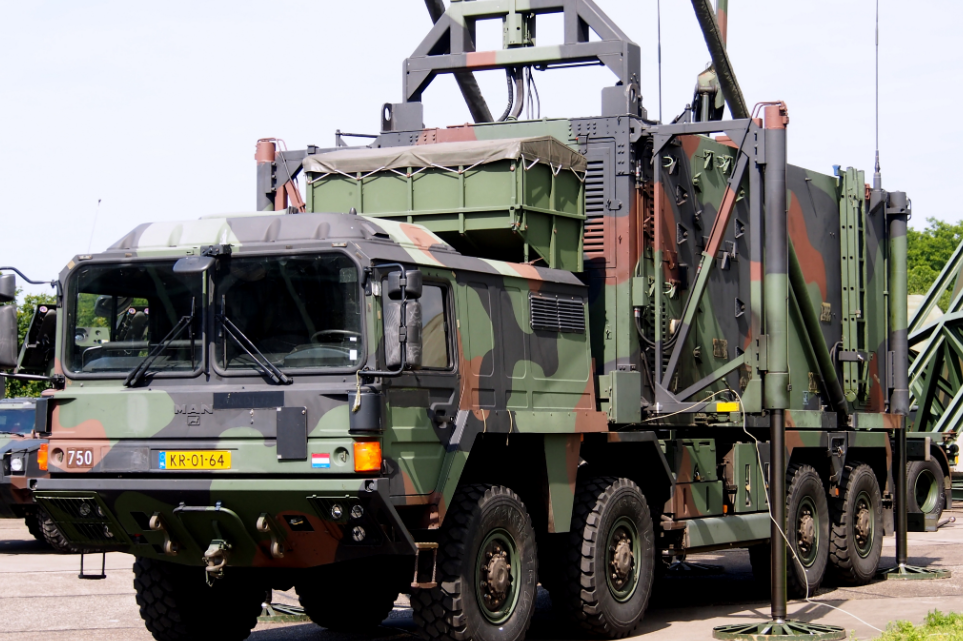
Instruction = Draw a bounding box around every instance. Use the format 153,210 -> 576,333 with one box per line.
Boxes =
1,510 -> 960,641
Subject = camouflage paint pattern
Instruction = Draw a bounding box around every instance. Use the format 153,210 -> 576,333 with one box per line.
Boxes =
30,1 -> 906,574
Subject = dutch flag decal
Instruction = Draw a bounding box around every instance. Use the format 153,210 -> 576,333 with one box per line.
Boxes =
312,453 -> 331,469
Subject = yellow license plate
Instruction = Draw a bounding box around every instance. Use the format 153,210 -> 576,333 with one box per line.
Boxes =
160,451 -> 231,470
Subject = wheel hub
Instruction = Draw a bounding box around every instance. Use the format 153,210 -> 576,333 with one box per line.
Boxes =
797,509 -> 815,555
609,534 -> 635,589
481,541 -> 512,610
854,492 -> 874,557
605,518 -> 640,602
855,506 -> 871,547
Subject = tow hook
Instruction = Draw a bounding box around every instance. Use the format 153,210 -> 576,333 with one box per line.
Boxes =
256,514 -> 285,559
149,513 -> 179,556
203,539 -> 231,585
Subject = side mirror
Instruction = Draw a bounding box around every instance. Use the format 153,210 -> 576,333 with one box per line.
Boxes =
0,304 -> 18,370
0,274 -> 15,303
386,270 -> 423,300
384,298 -> 422,369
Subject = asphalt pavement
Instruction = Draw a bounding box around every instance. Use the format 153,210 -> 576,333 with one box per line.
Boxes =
1,510 -> 961,640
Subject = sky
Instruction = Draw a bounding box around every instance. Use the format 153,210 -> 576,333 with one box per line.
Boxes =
0,0 -> 956,297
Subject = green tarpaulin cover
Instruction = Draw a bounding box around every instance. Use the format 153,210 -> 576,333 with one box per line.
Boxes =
303,136 -> 587,175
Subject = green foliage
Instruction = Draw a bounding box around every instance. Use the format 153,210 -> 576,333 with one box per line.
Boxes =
3,290 -> 57,399
876,610 -> 963,640
76,293 -> 108,329
907,217 -> 963,311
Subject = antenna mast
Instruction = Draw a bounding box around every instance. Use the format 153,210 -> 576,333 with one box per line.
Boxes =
657,0 -> 662,122
874,0 -> 881,187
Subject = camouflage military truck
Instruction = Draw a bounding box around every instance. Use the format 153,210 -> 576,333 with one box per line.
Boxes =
9,2 -> 916,640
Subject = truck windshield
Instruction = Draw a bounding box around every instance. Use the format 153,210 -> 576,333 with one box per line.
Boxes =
214,254 -> 363,371
65,262 -> 203,375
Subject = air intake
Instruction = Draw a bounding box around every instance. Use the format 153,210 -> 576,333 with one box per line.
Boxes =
530,293 -> 585,334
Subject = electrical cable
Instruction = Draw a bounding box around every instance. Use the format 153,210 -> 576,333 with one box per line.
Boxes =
510,67 -> 525,119
497,69 -> 515,122
727,387 -> 884,633
530,68 -> 541,119
640,389 -> 731,423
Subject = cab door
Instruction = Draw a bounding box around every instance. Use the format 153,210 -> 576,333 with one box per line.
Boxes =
383,269 -> 459,500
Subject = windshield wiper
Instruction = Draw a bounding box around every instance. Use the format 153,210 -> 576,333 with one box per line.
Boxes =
124,298 -> 196,387
0,431 -> 29,436
218,303 -> 291,385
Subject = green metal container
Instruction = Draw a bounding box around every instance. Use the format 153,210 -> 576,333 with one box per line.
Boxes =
303,136 -> 586,271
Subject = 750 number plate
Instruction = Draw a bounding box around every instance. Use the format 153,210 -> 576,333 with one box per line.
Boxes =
159,451 -> 231,470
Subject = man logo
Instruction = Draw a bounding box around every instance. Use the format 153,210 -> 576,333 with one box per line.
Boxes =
175,404 -> 213,426
174,404 -> 214,415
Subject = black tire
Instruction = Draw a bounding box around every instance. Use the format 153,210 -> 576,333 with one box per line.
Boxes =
785,464 -> 829,598
748,465 -> 829,599
296,561 -> 399,631
39,510 -> 78,554
829,463 -> 883,585
906,459 -> 945,519
556,477 -> 655,639
411,484 -> 538,641
133,557 -> 263,641
25,511 -> 44,542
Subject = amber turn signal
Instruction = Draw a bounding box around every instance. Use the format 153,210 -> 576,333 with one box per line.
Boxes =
353,440 -> 382,473
37,443 -> 48,472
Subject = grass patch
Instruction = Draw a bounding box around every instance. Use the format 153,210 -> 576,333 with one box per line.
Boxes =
876,610 -> 963,640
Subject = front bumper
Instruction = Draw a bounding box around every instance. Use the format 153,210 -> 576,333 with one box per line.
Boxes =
34,476 -> 415,567
0,440 -> 46,517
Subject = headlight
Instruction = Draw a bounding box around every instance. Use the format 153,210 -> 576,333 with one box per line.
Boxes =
10,457 -> 23,473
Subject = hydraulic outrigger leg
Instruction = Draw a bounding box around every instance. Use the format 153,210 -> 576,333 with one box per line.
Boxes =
713,106 -> 844,641
876,180 -> 950,582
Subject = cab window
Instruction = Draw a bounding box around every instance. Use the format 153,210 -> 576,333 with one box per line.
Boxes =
420,284 -> 451,369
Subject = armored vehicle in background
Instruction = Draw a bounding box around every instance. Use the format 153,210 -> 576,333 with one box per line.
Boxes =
5,2 -> 917,640
0,277 -> 75,552
0,398 -> 44,536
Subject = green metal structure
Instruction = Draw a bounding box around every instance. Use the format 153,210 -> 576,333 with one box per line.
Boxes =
0,2 -> 934,640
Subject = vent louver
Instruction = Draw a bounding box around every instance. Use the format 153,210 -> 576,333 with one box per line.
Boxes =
583,158 -> 608,259
530,294 -> 585,334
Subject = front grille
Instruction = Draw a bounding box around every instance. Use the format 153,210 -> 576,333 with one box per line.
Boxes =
33,493 -> 130,547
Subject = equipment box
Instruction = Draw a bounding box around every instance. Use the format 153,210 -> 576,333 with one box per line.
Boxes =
304,136 -> 586,272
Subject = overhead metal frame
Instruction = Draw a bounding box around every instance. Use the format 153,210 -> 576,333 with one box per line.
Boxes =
402,0 -> 641,104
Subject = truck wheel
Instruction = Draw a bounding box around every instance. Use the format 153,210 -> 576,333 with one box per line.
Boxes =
133,557 -> 262,641
829,463 -> 883,585
25,511 -> 45,542
296,561 -> 399,631
411,484 -> 538,641
785,464 -> 829,598
749,465 -> 830,598
556,477 -> 655,639
38,509 -> 78,554
906,459 -> 945,519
